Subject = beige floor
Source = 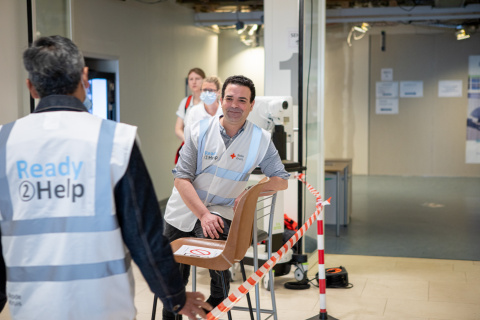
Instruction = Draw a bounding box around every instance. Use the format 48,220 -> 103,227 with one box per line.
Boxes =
1,254 -> 479,320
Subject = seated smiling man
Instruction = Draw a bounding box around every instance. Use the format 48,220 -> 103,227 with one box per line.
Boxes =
163,75 -> 289,320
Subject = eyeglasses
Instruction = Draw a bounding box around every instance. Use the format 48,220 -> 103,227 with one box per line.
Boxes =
202,89 -> 216,93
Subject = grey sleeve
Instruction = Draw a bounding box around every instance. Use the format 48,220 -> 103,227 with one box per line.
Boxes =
258,140 -> 290,179
172,125 -> 197,181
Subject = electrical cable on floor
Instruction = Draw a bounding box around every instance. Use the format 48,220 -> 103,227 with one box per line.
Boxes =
308,277 -> 354,289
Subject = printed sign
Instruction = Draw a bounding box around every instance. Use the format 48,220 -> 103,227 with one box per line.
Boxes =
400,81 -> 423,98
174,245 -> 222,258
438,80 -> 462,98
381,68 -> 393,81
376,81 -> 398,98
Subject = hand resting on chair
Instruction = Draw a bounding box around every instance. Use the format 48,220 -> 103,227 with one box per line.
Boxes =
178,292 -> 212,320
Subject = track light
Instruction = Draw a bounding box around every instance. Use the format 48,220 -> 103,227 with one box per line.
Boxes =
248,24 -> 258,36
347,22 -> 370,46
353,23 -> 370,33
353,26 -> 366,33
456,28 -> 470,40
236,21 -> 246,34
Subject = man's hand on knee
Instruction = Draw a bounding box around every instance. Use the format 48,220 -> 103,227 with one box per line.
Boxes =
200,213 -> 224,239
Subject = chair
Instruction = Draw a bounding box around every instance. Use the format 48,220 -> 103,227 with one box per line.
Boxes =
232,192 -> 278,320
151,177 -> 269,320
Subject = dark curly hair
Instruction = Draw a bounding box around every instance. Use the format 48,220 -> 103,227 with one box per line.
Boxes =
221,75 -> 256,103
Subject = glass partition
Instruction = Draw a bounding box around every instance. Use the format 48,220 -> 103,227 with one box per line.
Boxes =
302,0 -> 325,257
34,0 -> 71,39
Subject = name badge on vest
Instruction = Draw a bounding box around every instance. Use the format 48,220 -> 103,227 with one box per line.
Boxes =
229,153 -> 245,161
204,150 -> 219,161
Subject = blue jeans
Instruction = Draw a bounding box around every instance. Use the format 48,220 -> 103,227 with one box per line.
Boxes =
162,216 -> 232,320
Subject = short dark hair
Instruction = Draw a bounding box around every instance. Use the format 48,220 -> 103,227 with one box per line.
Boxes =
221,75 -> 256,103
188,67 -> 206,79
23,35 -> 85,98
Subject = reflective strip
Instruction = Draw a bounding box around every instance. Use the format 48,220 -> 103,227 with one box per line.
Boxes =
243,125 -> 262,172
95,120 -> 116,216
7,254 -> 131,282
196,190 -> 235,207
0,215 -> 119,236
202,166 -> 250,182
196,119 -> 210,175
0,122 -> 15,221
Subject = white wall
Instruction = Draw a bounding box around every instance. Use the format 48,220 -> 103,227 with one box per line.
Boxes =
0,1 -> 29,123
71,0 -> 218,198
325,23 -> 370,175
324,23 -> 479,176
218,29 -> 264,96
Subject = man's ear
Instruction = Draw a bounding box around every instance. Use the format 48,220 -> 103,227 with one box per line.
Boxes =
81,67 -> 89,89
26,79 -> 40,99
250,100 -> 255,111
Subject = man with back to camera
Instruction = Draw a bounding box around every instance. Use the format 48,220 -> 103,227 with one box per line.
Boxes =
0,35 -> 211,320
162,75 -> 289,319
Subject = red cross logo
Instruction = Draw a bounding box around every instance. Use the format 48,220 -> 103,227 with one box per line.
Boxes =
230,153 -> 236,159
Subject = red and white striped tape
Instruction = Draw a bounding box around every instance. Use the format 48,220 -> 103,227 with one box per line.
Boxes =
206,174 -> 329,320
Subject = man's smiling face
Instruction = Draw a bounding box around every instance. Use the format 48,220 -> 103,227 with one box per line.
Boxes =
220,84 -> 255,126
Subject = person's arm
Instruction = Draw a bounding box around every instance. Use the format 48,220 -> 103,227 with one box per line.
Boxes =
175,97 -> 188,142
257,141 -> 289,193
233,176 -> 287,212
175,117 -> 185,141
234,141 -> 289,209
259,176 -> 288,194
114,142 -> 210,317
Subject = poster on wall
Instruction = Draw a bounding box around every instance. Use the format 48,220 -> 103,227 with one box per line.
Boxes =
438,80 -> 463,98
466,55 -> 480,163
376,81 -> 398,98
400,81 -> 423,98
381,68 -> 393,81
376,98 -> 399,114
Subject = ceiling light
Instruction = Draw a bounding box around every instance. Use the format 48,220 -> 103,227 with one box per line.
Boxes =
347,22 -> 370,46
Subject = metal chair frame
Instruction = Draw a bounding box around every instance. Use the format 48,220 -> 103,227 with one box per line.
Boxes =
232,193 -> 278,320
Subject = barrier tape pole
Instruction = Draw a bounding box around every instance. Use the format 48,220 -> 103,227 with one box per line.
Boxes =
297,173 -> 328,318
206,174 -> 330,320
298,173 -> 339,320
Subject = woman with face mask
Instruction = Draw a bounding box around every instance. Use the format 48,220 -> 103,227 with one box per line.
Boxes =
174,68 -> 206,163
184,76 -> 223,129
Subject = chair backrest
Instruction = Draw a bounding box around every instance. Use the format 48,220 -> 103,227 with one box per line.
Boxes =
222,177 -> 269,262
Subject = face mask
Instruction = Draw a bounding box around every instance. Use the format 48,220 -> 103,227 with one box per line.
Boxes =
82,81 -> 93,112
200,91 -> 217,105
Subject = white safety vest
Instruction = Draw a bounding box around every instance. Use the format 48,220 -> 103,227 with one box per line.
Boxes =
184,101 -> 223,129
0,111 -> 137,320
165,116 -> 270,232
